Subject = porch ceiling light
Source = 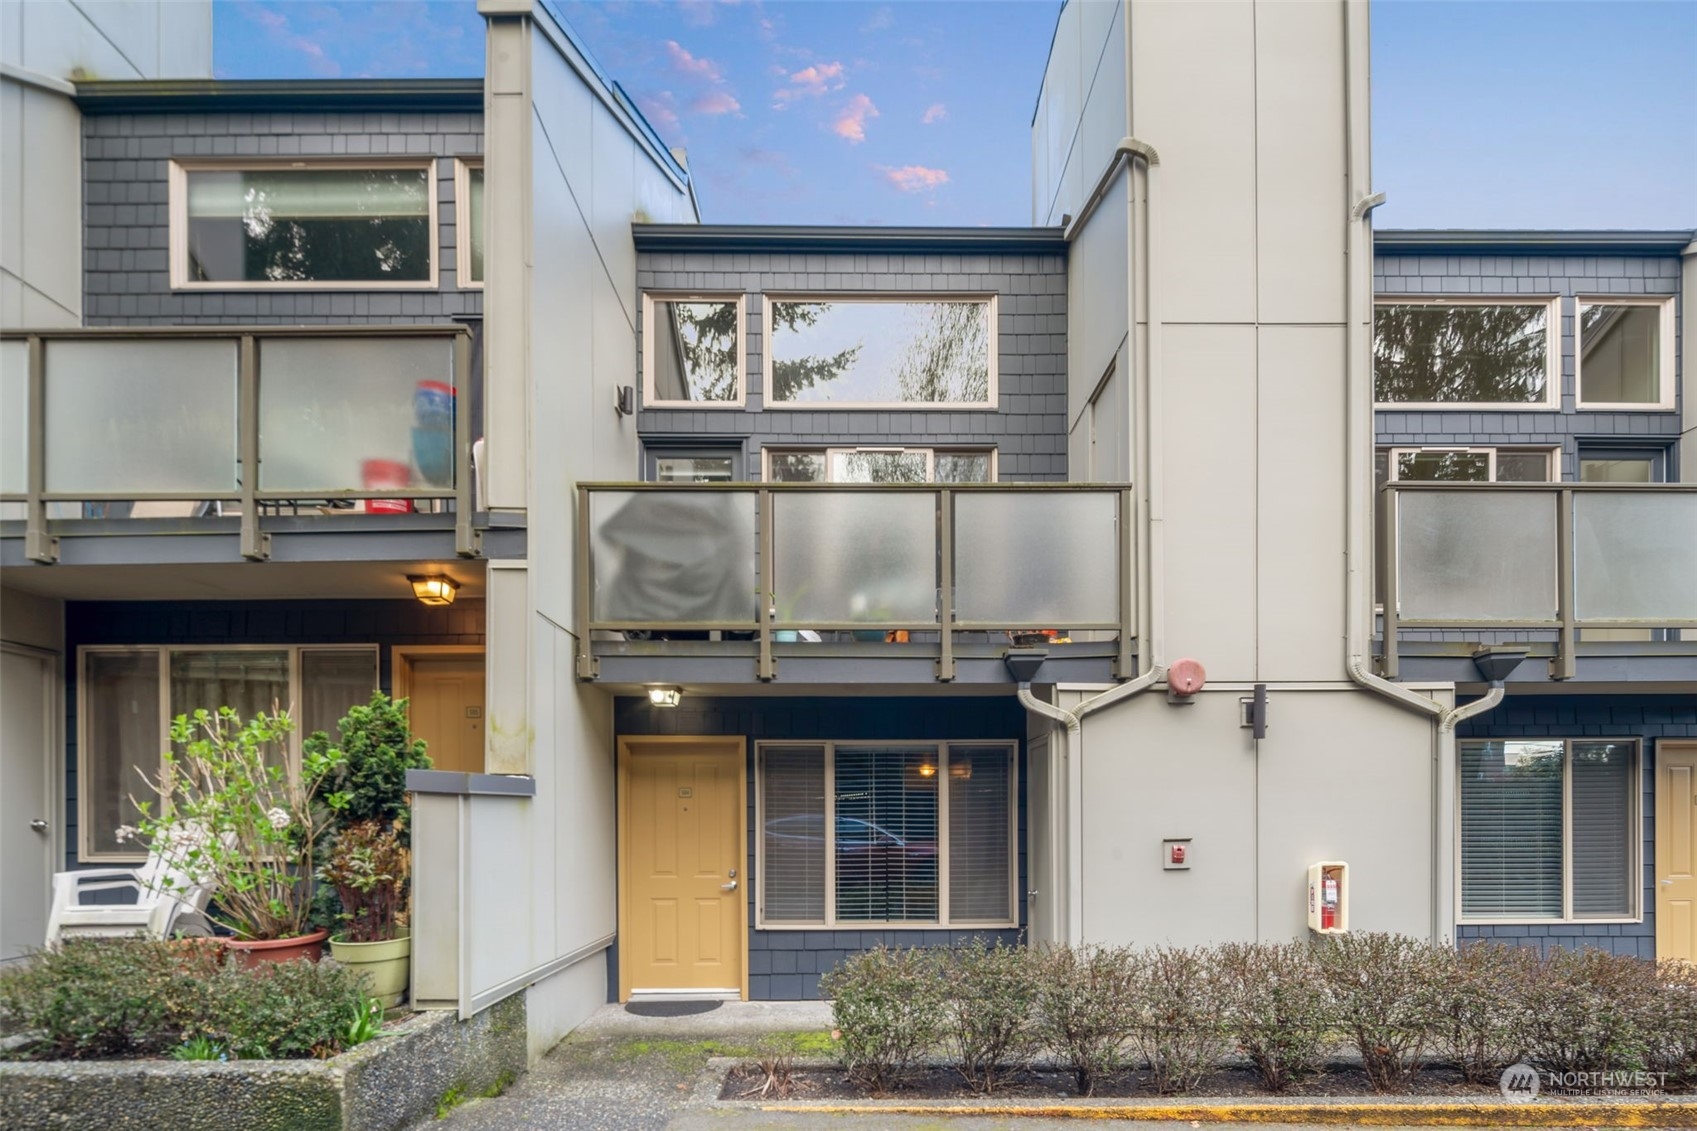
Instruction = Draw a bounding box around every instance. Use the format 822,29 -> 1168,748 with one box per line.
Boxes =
648,686 -> 683,708
408,574 -> 460,606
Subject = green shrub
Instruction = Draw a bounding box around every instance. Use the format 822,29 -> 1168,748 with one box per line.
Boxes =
819,946 -> 946,1094
1645,960 -> 1697,1086
198,958 -> 373,1060
1314,932 -> 1446,1092
1031,943 -> 1140,1096
1215,940 -> 1333,1093
306,691 -> 431,836
1516,946 -> 1655,1075
1431,942 -> 1535,1083
942,941 -> 1039,1094
1128,945 -> 1227,1094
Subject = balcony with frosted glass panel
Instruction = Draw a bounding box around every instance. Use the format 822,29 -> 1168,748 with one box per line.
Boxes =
0,326 -> 479,564
1378,482 -> 1697,682
577,482 -> 1134,686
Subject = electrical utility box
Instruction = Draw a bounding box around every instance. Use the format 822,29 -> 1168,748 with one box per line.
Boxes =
1307,861 -> 1348,934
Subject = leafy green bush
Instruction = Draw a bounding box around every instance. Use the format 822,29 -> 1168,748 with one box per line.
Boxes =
1128,945 -> 1227,1094
1031,943 -> 1140,1096
306,691 -> 431,836
819,946 -> 946,1093
1517,946 -> 1656,1075
1314,932 -> 1446,1092
1431,942 -> 1535,1083
0,938 -> 376,1061
941,940 -> 1039,1094
1214,940 -> 1333,1093
1645,960 -> 1697,1086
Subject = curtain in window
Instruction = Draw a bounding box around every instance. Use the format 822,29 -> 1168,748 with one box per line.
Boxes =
949,746 -> 1011,922
1571,741 -> 1633,917
760,746 -> 826,922
83,652 -> 161,856
169,651 -> 290,768
299,650 -> 378,745
834,747 -> 939,922
1459,740 -> 1563,918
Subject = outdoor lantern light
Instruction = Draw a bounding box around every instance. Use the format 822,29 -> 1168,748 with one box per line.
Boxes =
647,686 -> 683,708
408,574 -> 459,606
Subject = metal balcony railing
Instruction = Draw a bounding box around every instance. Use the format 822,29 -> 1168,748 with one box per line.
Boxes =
575,482 -> 1133,681
0,325 -> 478,561
1378,481 -> 1697,679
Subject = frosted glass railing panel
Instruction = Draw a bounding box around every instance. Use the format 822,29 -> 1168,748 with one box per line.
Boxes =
1574,493 -> 1697,621
955,493 -> 1119,624
44,339 -> 237,494
1,340 -> 25,495
258,338 -> 454,492
773,492 -> 937,624
1397,491 -> 1557,621
589,491 -> 758,623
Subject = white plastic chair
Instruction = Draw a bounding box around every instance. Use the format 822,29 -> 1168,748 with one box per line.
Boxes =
45,824 -> 223,944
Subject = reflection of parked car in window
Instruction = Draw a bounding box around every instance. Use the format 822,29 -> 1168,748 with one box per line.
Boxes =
765,814 -> 937,870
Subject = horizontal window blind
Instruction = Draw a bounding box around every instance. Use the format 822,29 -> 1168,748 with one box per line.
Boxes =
834,746 -> 939,923
1571,741 -> 1633,918
949,746 -> 1011,923
760,746 -> 827,923
1460,740 -> 1563,919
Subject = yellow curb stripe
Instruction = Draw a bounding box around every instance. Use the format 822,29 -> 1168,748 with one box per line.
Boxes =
760,1102 -> 1697,1126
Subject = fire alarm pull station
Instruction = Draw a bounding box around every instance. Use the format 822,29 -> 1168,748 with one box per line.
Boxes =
1163,838 -> 1191,870
1306,862 -> 1348,934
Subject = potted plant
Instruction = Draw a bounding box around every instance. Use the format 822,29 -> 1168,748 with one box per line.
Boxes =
133,706 -> 348,965
305,691 -> 431,837
318,820 -> 412,1007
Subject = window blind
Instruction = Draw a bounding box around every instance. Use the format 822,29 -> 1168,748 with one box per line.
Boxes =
1460,740 -> 1563,918
82,652 -> 161,856
834,746 -> 938,922
299,650 -> 379,743
949,746 -> 1011,922
1571,741 -> 1633,917
760,746 -> 826,922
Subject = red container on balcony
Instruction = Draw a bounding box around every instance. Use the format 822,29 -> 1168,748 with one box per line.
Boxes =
361,458 -> 414,514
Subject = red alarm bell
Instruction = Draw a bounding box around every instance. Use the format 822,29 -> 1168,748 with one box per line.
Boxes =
1167,657 -> 1206,697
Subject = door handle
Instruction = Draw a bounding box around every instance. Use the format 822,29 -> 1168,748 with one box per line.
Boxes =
30,819 -> 48,834
721,880 -> 739,892
1664,879 -> 1675,887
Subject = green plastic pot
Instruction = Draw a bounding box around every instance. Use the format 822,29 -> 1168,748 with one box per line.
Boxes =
329,928 -> 411,1008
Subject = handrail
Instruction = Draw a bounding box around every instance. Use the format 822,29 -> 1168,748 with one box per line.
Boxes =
0,325 -> 480,561
1379,480 -> 1697,680
575,481 -> 1135,682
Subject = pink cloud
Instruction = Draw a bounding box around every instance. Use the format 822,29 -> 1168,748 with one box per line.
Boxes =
773,60 -> 846,106
665,40 -> 723,83
677,0 -> 718,27
879,164 -> 950,193
690,90 -> 742,115
243,3 -> 339,77
922,102 -> 948,125
832,93 -> 879,143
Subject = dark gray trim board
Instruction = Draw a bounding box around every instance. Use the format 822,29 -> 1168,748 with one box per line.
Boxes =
1375,229 -> 1694,256
633,224 -> 1068,254
74,78 -> 485,114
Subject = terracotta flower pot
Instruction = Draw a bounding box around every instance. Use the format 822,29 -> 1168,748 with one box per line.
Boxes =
329,929 -> 411,1007
224,928 -> 329,968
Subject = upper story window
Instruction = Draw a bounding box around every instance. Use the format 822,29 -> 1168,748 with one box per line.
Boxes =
1374,298 -> 1557,408
457,160 -> 485,287
642,294 -> 745,407
1375,446 -> 1553,488
765,296 -> 997,408
171,161 -> 437,289
1577,297 -> 1674,409
765,446 -> 995,483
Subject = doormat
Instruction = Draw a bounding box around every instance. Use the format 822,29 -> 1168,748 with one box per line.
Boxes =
625,1001 -> 723,1017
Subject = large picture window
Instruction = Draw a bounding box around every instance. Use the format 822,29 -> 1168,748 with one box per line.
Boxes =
1374,299 -> 1557,407
78,645 -> 379,861
765,297 -> 997,407
764,447 -> 995,483
756,741 -> 1016,928
1577,297 -> 1674,409
1458,738 -> 1638,922
172,162 -> 437,288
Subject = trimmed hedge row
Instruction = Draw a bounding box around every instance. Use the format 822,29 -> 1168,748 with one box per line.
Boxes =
819,934 -> 1697,1096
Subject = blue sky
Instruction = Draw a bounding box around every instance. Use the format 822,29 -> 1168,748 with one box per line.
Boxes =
213,0 -> 1697,230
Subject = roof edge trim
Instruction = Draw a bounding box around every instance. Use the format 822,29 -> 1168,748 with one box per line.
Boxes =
1375,229 -> 1695,255
73,78 -> 485,114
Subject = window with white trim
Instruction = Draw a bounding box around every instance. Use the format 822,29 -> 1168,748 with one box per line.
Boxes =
1373,447 -> 1555,489
78,645 -> 378,861
641,294 -> 746,406
765,297 -> 997,407
1374,299 -> 1558,407
764,447 -> 995,483
456,160 -> 484,287
171,161 -> 437,288
1458,738 -> 1638,922
1577,297 -> 1674,409
757,741 -> 1017,928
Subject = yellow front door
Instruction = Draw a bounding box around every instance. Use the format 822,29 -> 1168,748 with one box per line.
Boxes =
1656,743 -> 1697,961
619,738 -> 745,1000
407,656 -> 485,774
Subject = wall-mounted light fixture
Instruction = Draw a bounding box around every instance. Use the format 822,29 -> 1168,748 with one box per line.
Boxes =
408,574 -> 460,606
647,686 -> 682,708
615,385 -> 635,416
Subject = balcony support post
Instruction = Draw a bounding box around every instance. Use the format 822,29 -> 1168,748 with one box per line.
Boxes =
1116,486 -> 1133,678
575,485 -> 597,680
1554,486 -> 1576,680
24,335 -> 56,563
237,335 -> 268,561
937,489 -> 954,681
1379,486 -> 1399,680
452,330 -> 481,558
758,488 -> 776,681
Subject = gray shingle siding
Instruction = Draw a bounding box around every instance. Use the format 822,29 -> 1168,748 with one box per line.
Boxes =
82,111 -> 483,325
1454,694 -> 1697,959
634,250 -> 1069,482
1372,252 -> 1683,478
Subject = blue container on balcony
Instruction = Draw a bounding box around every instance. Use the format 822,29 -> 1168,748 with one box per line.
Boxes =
412,426 -> 454,487
414,380 -> 456,427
